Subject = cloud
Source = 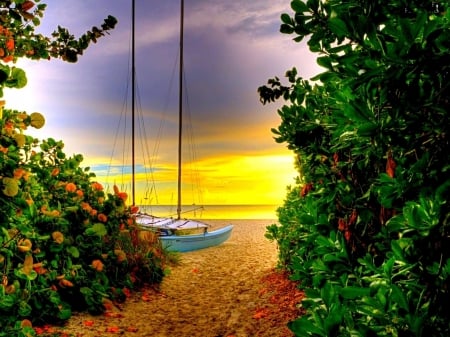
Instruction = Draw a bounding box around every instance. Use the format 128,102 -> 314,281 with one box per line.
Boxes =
6,0 -> 315,207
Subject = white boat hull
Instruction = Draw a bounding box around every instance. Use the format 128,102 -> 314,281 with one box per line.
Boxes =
159,225 -> 233,252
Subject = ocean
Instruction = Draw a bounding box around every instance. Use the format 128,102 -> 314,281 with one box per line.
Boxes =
137,204 -> 280,220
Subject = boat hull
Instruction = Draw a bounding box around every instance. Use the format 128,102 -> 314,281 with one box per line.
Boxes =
160,225 -> 233,252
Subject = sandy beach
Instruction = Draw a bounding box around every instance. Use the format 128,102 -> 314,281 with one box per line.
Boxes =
48,220 -> 303,337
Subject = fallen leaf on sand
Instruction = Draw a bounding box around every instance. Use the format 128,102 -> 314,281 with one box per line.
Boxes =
104,312 -> 124,318
105,326 -> 120,333
253,308 -> 269,319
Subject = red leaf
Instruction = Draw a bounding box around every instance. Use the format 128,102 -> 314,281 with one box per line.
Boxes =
105,326 -> 120,333
141,292 -> 152,302
104,312 -> 124,318
253,308 -> 269,319
386,150 -> 396,178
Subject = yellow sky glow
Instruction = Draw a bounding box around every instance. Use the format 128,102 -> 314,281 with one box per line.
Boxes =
91,152 -> 298,206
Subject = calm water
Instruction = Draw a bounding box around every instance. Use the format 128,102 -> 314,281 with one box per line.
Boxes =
137,204 -> 280,220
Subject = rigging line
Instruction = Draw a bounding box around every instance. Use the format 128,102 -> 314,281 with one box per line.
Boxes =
106,14 -> 133,190
151,51 -> 179,170
134,50 -> 180,206
183,71 -> 205,206
135,81 -> 159,204
131,0 -> 136,205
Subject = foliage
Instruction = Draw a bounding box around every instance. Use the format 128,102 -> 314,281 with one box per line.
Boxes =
0,2 -> 168,337
0,0 -> 117,96
260,0 -> 449,336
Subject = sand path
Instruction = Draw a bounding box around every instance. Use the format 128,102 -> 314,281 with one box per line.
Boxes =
57,220 -> 295,337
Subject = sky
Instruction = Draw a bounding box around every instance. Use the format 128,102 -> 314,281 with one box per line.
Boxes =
6,0 -> 321,207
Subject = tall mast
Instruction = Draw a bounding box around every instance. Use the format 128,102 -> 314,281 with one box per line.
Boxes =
177,0 -> 184,219
131,0 -> 136,206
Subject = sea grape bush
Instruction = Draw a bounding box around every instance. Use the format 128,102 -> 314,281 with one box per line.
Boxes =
0,2 -> 167,337
260,0 -> 449,336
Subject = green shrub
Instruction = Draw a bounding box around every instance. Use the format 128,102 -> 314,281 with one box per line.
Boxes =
0,2 -> 168,336
260,1 -> 449,335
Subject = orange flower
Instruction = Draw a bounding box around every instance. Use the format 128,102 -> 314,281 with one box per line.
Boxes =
90,209 -> 98,217
50,209 -> 60,217
59,279 -> 74,288
4,120 -> 14,134
98,196 -> 105,204
65,182 -> 77,193
17,238 -> 32,252
51,168 -> 60,176
13,168 -> 26,179
113,185 -> 120,195
21,319 -> 32,328
2,55 -> 13,62
83,320 -> 94,327
91,182 -> 103,191
130,205 -> 139,214
114,249 -> 127,262
81,202 -> 92,212
52,231 -> 64,244
118,192 -> 128,202
76,189 -> 84,197
97,213 -> 107,223
5,39 -> 14,51
91,259 -> 104,272
33,263 -> 48,275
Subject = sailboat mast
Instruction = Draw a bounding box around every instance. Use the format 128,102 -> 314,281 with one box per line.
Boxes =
131,0 -> 136,206
177,0 -> 184,219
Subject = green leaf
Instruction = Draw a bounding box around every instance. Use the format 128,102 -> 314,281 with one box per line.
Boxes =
390,285 -> 409,311
85,223 -> 107,237
316,56 -> 333,70
289,316 -> 326,336
66,246 -> 80,258
18,300 -> 32,316
357,122 -> 378,137
281,13 -> 292,25
391,241 -> 405,262
340,286 -> 371,299
2,177 -> 19,197
57,307 -> 72,320
10,68 -> 27,88
328,17 -> 349,38
321,282 -> 337,308
0,69 -> 8,84
280,24 -> 294,34
291,0 -> 309,13
0,295 -> 15,310
324,304 -> 344,334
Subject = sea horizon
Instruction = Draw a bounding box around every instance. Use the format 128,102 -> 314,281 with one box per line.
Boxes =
137,204 -> 281,220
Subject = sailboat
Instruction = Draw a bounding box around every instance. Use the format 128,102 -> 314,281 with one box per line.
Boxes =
130,0 -> 233,252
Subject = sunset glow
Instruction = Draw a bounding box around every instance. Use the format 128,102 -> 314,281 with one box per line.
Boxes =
5,0 -> 319,211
